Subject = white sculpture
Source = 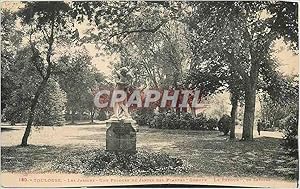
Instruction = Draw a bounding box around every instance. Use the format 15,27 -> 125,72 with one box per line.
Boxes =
110,67 -> 133,120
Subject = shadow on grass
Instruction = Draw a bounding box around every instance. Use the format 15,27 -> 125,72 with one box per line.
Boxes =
1,128 -> 20,132
1,145 -> 60,172
1,145 -> 92,173
176,136 -> 297,180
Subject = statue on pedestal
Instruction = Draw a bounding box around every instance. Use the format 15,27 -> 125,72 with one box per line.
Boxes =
105,67 -> 137,152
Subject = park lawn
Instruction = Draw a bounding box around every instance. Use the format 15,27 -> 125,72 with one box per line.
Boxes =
1,124 -> 297,180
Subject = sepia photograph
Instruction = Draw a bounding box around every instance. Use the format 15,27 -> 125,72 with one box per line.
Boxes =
1,1 -> 299,188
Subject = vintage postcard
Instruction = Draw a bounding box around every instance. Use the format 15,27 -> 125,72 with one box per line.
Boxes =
1,1 -> 299,188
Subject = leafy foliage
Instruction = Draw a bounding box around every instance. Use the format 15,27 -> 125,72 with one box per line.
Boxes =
1,45 -> 67,126
267,2 -> 298,50
112,28 -> 190,88
1,1 -> 298,147
57,51 -> 106,123
34,79 -> 67,126
259,71 -> 298,156
259,93 -> 296,130
132,108 -> 156,126
71,1 -> 188,49
1,10 -> 24,114
96,110 -> 108,121
18,1 -> 76,41
282,107 -> 298,158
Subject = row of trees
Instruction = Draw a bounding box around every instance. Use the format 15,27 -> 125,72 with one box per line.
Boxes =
1,1 -> 298,146
83,1 -> 297,140
1,5 -> 107,146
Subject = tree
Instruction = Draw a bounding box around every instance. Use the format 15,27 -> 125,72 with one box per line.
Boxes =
186,2 -> 245,139
261,71 -> 298,157
236,2 -> 297,140
1,10 -> 23,115
57,51 -> 106,124
267,2 -> 298,50
259,58 -> 298,130
85,70 -> 107,123
17,2 -> 76,146
2,44 -> 68,127
110,21 -> 190,89
186,1 -> 298,140
70,1 -> 189,85
71,1 -> 192,116
34,79 -> 67,126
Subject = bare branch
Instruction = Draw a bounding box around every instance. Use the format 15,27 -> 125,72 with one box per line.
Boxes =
41,27 -> 50,43
109,20 -> 168,40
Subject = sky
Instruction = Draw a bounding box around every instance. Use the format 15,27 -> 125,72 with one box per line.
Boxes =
1,1 -> 299,77
272,40 -> 299,76
84,44 -> 118,76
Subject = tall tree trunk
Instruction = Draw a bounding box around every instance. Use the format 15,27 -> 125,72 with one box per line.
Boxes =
242,87 -> 256,140
242,58 -> 259,140
230,93 -> 238,139
21,78 -> 48,146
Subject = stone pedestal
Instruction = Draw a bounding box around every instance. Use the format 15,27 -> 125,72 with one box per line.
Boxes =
106,119 -> 137,153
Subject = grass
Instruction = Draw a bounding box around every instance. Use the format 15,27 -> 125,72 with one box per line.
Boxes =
1,124 -> 298,180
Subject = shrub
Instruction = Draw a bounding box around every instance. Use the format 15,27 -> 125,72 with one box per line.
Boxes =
282,108 -> 298,158
195,113 -> 211,130
132,108 -> 155,126
164,111 -> 179,129
150,112 -> 164,129
218,114 -> 231,135
51,150 -> 189,176
179,112 -> 193,130
97,110 -> 107,121
140,111 -> 217,131
34,80 -> 66,126
206,118 -> 218,130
